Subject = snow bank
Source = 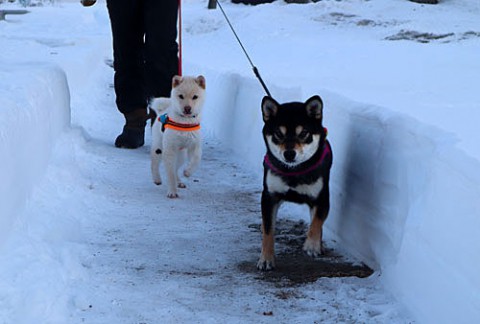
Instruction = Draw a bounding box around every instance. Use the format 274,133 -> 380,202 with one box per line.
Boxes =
0,63 -> 70,247
324,93 -> 480,324
197,65 -> 480,324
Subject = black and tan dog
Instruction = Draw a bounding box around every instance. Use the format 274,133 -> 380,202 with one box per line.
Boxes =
257,95 -> 333,271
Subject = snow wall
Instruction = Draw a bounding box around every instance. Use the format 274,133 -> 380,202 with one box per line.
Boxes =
1,59 -> 478,323
0,63 -> 70,247
197,65 -> 480,324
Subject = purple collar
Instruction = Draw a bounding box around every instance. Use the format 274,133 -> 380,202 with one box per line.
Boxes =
264,141 -> 331,177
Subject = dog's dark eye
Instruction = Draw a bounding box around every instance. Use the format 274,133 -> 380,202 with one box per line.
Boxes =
273,129 -> 285,141
192,95 -> 198,100
298,130 -> 310,140
179,95 -> 184,100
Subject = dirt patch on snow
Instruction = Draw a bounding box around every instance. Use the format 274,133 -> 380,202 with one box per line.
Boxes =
385,30 -> 454,43
238,219 -> 373,286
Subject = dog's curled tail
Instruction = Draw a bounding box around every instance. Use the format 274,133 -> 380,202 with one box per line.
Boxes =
149,97 -> 171,115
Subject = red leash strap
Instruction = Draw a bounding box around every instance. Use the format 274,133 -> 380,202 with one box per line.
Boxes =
178,0 -> 182,76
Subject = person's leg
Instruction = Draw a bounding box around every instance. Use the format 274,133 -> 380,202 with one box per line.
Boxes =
107,0 -> 148,148
144,0 -> 179,99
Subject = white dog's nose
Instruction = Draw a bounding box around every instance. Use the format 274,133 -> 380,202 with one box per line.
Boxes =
184,106 -> 192,114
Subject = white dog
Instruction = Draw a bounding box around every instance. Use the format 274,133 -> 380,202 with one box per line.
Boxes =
150,75 -> 206,198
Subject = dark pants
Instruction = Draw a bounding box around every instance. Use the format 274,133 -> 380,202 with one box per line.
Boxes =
107,0 -> 179,114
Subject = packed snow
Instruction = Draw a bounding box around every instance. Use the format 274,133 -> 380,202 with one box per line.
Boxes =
1,0 -> 479,323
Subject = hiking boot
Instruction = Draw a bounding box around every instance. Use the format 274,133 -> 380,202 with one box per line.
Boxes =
115,108 -> 148,149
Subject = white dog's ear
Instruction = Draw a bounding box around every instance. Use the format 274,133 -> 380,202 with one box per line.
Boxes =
195,75 -> 206,90
305,95 -> 323,120
261,96 -> 279,122
172,75 -> 183,88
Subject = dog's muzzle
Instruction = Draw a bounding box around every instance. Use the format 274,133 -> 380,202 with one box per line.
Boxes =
183,106 -> 192,115
283,150 -> 296,162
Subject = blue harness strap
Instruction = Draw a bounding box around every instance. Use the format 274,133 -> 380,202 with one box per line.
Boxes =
159,113 -> 168,132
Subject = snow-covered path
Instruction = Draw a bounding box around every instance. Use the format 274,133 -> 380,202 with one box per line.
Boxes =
45,130 -> 409,324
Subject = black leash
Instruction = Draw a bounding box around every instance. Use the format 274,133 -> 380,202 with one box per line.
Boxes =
215,0 -> 273,98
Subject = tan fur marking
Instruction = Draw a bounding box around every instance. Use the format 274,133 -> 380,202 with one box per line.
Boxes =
172,75 -> 183,88
295,125 -> 304,135
261,226 -> 275,261
303,206 -> 326,256
307,215 -> 324,243
195,75 -> 206,89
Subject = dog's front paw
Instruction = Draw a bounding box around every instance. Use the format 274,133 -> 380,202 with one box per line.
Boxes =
257,255 -> 275,271
183,169 -> 191,178
152,175 -> 162,185
303,238 -> 324,257
167,192 -> 179,199
178,182 -> 186,188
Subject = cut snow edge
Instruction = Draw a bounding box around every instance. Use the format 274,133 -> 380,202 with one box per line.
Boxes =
0,62 -> 70,247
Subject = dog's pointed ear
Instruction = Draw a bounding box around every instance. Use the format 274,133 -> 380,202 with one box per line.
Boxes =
261,96 -> 279,122
172,75 -> 183,88
195,75 -> 206,90
305,95 -> 323,120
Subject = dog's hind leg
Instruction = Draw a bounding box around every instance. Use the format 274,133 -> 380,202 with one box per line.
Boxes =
151,146 -> 163,185
257,193 -> 280,271
150,124 -> 163,185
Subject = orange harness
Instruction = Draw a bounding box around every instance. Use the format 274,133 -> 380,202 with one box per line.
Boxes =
159,114 -> 200,132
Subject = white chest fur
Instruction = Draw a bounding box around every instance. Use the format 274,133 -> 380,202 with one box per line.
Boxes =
266,170 -> 324,198
163,129 -> 200,149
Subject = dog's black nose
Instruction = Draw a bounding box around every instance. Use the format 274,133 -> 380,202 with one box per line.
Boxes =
184,106 -> 192,114
283,150 -> 296,162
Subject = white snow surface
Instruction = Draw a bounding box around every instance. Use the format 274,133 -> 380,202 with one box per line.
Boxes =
1,0 -> 480,323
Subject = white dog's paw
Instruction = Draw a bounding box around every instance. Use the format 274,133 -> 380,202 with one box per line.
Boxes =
152,175 -> 162,185
303,238 -> 323,257
167,192 -> 179,199
178,182 -> 186,188
183,169 -> 191,178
